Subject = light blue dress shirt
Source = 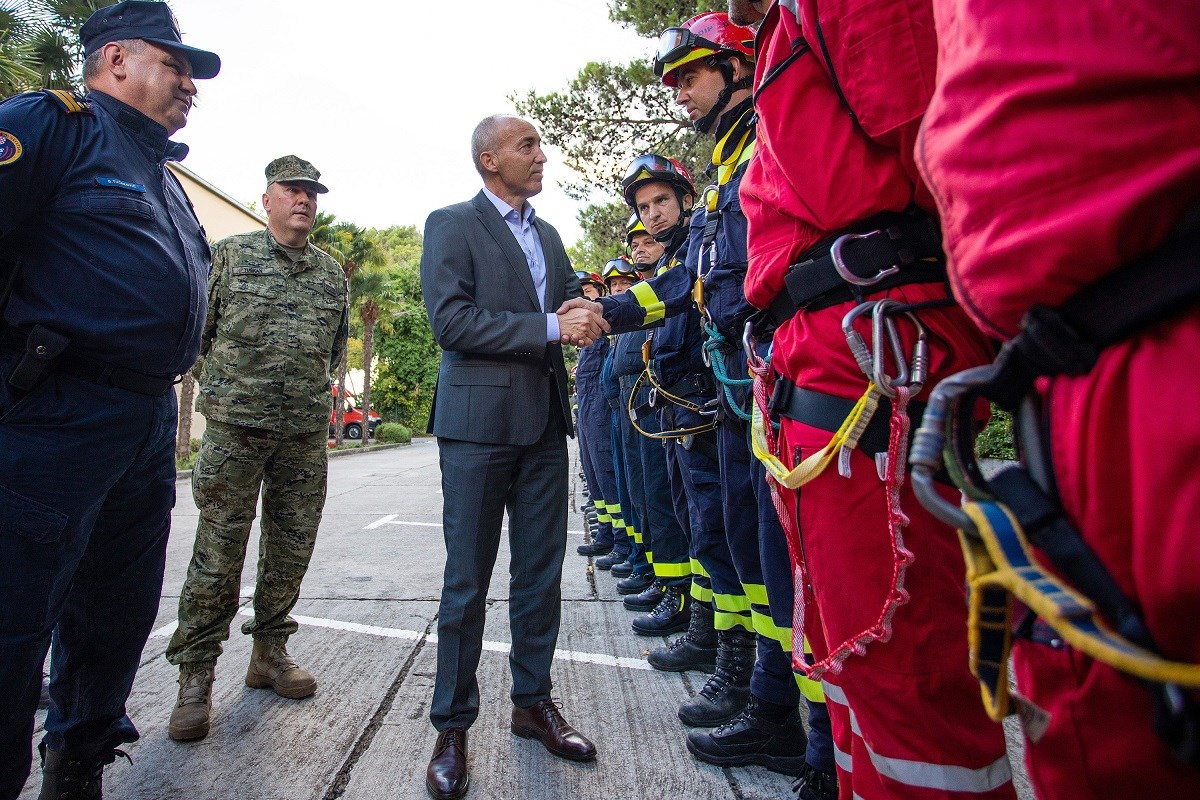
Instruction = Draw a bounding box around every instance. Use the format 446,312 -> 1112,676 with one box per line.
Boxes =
481,186 -> 560,342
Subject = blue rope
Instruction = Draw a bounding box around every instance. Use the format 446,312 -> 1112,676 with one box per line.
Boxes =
702,321 -> 753,422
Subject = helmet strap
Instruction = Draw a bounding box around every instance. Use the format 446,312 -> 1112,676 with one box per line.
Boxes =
693,57 -> 752,134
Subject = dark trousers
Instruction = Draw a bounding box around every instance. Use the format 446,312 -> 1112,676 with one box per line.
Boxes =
615,388 -> 651,574
661,404 -> 738,610
431,411 -> 568,731
607,413 -> 633,557
0,354 -> 177,798
576,386 -> 616,548
636,409 -> 690,584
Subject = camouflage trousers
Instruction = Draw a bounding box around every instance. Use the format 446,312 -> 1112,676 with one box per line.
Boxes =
166,420 -> 329,667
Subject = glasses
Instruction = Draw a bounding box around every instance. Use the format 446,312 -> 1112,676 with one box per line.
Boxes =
654,27 -> 721,75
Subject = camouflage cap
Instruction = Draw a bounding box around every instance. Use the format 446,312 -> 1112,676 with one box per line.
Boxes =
265,155 -> 329,194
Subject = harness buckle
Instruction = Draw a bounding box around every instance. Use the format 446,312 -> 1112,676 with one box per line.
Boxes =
831,231 -> 901,287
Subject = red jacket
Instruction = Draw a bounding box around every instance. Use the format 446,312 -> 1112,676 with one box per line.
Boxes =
919,0 -> 1200,340
741,0 -> 991,398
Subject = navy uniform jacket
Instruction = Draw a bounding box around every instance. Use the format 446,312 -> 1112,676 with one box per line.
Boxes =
599,234 -> 707,389
0,89 -> 209,377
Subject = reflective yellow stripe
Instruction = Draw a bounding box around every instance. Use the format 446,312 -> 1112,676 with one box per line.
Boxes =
691,583 -> 714,604
743,583 -> 769,606
714,610 -> 754,632
751,610 -> 790,647
653,560 -> 691,578
797,673 -> 825,702
689,558 -> 709,579
645,550 -> 654,563
714,592 -> 751,613
629,280 -> 666,325
629,528 -> 643,544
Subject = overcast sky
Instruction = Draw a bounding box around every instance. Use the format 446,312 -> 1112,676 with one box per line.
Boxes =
168,0 -> 654,244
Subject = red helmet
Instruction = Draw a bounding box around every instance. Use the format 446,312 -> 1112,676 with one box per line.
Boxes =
620,153 -> 696,210
654,12 -> 755,88
574,269 -> 606,293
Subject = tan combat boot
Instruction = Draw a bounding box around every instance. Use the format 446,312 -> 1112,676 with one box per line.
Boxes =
245,639 -> 317,699
168,664 -> 214,742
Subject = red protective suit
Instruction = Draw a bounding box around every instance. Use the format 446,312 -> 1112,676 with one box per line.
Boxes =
919,1 -> 1200,797
741,2 -> 1014,798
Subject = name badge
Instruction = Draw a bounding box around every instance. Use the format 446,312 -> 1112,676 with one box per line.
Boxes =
96,176 -> 146,192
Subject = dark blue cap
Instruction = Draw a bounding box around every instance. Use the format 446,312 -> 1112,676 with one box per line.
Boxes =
81,1 -> 220,80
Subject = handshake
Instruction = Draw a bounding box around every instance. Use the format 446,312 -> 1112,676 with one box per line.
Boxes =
555,297 -> 609,347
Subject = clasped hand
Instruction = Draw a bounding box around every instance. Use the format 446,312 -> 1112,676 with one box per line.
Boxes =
555,298 -> 608,347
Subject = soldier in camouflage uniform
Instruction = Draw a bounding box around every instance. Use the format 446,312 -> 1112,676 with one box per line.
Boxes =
165,156 -> 348,743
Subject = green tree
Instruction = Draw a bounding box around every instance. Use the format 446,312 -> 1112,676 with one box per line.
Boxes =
369,226 -> 439,431
607,0 -> 703,36
0,1 -> 110,100
310,215 -> 387,444
568,200 -> 630,273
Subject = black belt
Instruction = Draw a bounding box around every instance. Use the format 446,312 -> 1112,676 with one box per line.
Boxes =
766,209 -> 946,325
1,327 -> 177,397
617,373 -> 642,390
655,370 -> 716,401
768,378 -> 925,457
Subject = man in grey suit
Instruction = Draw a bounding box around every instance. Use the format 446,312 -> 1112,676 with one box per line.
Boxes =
419,114 -> 608,800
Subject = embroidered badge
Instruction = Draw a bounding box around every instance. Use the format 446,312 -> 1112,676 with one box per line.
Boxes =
96,176 -> 146,192
0,131 -> 23,166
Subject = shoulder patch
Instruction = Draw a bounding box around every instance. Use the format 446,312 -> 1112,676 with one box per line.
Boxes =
0,131 -> 22,166
42,89 -> 94,115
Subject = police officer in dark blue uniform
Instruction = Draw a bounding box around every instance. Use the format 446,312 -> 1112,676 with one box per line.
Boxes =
0,3 -> 219,797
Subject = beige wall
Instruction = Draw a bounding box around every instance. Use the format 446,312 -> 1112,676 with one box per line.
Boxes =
168,163 -> 267,443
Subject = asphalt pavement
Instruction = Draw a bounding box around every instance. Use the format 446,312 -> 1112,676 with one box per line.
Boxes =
21,438 -> 1032,799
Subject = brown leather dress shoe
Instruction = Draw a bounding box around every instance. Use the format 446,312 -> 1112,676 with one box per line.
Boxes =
426,728 -> 469,800
511,699 -> 597,762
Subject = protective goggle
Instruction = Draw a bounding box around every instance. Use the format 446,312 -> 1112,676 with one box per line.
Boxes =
603,259 -> 639,279
654,27 -> 722,75
622,154 -> 680,188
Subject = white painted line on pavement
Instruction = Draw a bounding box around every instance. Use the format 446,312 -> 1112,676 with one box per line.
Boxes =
157,608 -> 657,672
363,515 -> 585,536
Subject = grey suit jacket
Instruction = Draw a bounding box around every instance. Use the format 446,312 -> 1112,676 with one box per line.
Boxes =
421,190 -> 581,446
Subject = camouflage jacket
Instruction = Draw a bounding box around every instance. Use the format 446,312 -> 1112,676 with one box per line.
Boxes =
195,228 -> 348,433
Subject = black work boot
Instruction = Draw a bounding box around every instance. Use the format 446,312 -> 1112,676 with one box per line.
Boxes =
595,550 -> 628,571
677,628 -> 756,727
686,694 -> 808,775
647,600 -> 717,672
577,540 -> 613,557
38,745 -> 124,800
793,762 -> 839,800
623,577 -> 666,610
617,571 -> 656,596
610,558 -> 634,578
631,583 -> 690,635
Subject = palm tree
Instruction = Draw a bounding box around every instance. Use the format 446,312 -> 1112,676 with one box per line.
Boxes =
0,0 -> 106,100
311,217 -> 385,444
352,267 -> 402,444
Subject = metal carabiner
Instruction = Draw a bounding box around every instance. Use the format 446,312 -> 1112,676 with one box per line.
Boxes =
901,311 -> 929,394
831,231 -> 900,287
842,300 -> 878,380
871,300 -> 910,398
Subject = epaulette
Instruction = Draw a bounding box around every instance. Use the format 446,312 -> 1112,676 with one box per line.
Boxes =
41,89 -> 94,115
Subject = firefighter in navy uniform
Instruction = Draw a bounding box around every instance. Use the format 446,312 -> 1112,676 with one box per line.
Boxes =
0,3 -> 220,798
598,258 -> 656,592
592,155 -> 750,727
572,270 -> 619,559
650,12 -> 836,788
